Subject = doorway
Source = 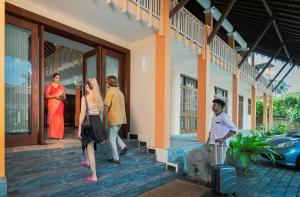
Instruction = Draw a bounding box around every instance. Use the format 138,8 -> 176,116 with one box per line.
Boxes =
43,32 -> 93,141
4,15 -> 39,147
5,8 -> 130,147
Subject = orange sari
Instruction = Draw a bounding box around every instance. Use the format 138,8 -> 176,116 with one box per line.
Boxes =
46,84 -> 65,139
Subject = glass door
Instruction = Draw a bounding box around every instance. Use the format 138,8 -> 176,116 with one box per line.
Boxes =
101,48 -> 127,138
5,15 -> 39,147
83,47 -> 101,87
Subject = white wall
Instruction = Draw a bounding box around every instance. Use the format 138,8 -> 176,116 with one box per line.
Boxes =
130,35 -> 156,147
238,80 -> 252,130
170,38 -> 198,135
6,0 -> 155,49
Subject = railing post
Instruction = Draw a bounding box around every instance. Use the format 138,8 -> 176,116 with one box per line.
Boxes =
148,0 -> 153,26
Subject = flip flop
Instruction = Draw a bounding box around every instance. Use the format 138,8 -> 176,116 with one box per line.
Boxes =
81,160 -> 90,168
86,176 -> 98,183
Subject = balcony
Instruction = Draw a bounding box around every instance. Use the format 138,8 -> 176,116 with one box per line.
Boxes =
170,1 -> 205,52
210,35 -> 273,91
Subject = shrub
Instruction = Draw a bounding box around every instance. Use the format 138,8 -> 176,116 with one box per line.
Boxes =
229,133 -> 276,170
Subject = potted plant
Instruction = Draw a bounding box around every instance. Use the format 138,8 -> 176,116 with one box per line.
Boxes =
228,133 -> 278,172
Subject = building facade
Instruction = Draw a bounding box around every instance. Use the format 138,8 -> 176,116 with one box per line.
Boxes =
0,0 -> 274,194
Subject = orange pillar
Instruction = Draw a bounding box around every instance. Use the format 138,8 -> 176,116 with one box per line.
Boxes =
263,93 -> 268,128
232,72 -> 239,127
0,0 -> 5,179
74,85 -> 81,128
228,35 -> 235,49
251,85 -> 257,131
155,0 -> 171,149
197,25 -> 211,142
205,13 -> 213,28
269,95 -> 273,129
0,3 -> 7,197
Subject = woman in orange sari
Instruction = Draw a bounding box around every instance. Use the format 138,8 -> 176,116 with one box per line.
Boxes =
45,73 -> 66,139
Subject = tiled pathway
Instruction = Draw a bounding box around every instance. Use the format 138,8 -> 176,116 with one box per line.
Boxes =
184,160 -> 300,197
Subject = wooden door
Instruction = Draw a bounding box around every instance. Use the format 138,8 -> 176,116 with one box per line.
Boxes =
5,15 -> 39,147
101,48 -> 127,138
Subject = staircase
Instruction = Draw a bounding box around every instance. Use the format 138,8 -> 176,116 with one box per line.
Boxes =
6,140 -> 177,197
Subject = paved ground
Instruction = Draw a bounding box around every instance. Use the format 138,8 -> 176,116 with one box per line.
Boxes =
237,161 -> 300,197
183,160 -> 300,197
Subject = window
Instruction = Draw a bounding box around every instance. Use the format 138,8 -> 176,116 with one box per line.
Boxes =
180,75 -> 197,134
238,96 -> 244,130
248,98 -> 252,115
214,87 -> 228,113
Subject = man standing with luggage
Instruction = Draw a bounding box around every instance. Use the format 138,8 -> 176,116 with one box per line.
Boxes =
104,75 -> 128,163
187,99 -> 237,185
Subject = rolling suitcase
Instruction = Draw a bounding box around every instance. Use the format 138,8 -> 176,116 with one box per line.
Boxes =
211,144 -> 237,196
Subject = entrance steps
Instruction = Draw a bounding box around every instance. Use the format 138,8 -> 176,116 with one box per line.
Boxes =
6,140 -> 177,197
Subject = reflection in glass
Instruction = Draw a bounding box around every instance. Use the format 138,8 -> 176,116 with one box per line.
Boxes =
105,56 -> 119,81
5,24 -> 32,134
86,54 -> 97,80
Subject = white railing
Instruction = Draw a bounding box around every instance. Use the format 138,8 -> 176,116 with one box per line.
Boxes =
130,0 -> 160,18
237,55 -> 256,81
210,36 -> 237,68
256,70 -> 270,88
170,1 -> 205,47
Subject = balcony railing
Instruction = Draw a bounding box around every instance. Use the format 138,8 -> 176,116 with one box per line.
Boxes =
170,1 -> 204,47
130,0 -> 160,18
237,54 -> 256,82
210,36 -> 237,69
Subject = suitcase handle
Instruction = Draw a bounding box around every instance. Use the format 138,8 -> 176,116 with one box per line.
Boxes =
214,143 -> 225,165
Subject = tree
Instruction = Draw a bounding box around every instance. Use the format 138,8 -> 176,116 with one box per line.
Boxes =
274,80 -> 291,95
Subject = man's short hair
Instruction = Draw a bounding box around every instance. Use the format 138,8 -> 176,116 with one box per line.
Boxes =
213,99 -> 226,108
107,75 -> 118,87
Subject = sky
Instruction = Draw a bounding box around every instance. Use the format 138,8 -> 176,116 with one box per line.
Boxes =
250,53 -> 300,93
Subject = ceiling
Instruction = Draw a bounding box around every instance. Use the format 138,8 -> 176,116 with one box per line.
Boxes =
209,0 -> 300,66
25,0 -> 156,44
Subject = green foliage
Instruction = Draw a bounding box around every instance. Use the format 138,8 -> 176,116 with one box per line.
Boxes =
270,122 -> 288,135
256,100 -> 263,119
229,133 -> 277,170
256,93 -> 300,127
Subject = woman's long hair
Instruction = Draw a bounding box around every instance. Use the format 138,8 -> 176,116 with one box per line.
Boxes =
86,78 -> 104,112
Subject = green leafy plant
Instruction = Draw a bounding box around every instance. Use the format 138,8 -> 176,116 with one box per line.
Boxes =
229,133 -> 277,170
249,129 -> 272,141
271,122 -> 288,135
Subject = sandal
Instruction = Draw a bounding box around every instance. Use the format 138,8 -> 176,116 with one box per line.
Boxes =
81,160 -> 90,168
86,176 -> 98,183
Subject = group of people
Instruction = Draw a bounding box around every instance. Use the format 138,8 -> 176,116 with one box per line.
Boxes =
46,73 -> 127,183
46,73 -> 238,185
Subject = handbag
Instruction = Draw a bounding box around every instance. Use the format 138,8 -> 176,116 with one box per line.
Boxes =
81,95 -> 91,130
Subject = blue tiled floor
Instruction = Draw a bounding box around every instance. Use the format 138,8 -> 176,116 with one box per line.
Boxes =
6,140 -> 177,197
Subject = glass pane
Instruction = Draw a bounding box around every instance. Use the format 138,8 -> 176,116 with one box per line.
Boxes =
5,24 -> 32,134
105,56 -> 119,81
86,54 -> 97,79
